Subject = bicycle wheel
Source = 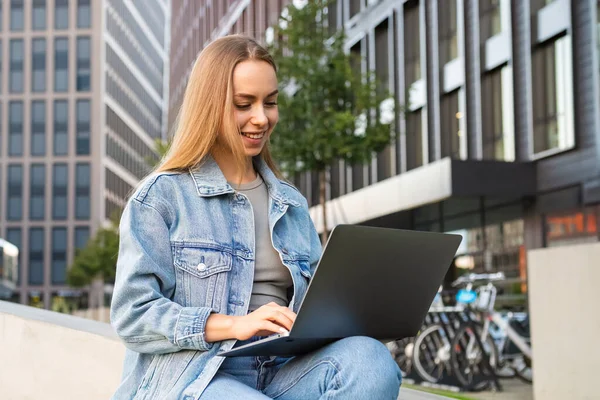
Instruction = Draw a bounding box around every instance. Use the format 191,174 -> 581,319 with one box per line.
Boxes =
450,323 -> 499,391
511,354 -> 533,383
386,337 -> 414,377
412,324 -> 452,383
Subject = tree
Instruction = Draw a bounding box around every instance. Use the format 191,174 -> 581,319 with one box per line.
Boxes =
146,138 -> 170,168
269,0 -> 397,243
67,213 -> 120,289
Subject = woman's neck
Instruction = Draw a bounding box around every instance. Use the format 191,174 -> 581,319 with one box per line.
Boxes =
211,148 -> 257,184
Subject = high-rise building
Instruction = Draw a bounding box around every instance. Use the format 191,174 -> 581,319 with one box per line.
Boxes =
0,0 -> 170,309
170,0 -> 600,305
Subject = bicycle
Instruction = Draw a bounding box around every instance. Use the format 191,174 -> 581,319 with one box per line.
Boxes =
450,272 -> 533,386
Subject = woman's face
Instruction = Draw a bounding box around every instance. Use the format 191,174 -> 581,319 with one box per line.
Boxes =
230,60 -> 279,158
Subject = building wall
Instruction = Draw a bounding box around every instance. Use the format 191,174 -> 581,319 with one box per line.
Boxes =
166,0 -> 600,285
0,0 -> 170,309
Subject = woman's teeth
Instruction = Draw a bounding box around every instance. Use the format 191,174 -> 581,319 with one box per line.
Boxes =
241,131 -> 265,139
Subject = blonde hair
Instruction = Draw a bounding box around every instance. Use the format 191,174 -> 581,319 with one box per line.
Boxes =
156,35 -> 281,178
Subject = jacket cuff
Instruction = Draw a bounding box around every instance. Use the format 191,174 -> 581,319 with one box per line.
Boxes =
174,307 -> 215,351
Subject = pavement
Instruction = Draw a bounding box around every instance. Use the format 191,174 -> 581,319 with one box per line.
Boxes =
472,379 -> 533,400
399,388 -> 454,399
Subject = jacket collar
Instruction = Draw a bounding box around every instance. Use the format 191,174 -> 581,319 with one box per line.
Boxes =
188,155 -> 301,207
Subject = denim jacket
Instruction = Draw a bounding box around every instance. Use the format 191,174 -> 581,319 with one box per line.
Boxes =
110,156 -> 322,399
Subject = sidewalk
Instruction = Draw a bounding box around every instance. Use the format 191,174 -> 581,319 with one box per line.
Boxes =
399,388 -> 455,399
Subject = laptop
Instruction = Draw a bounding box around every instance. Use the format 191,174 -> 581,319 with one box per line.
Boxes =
218,224 -> 462,357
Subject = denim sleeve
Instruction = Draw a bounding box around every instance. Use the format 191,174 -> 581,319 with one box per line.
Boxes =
110,198 -> 215,354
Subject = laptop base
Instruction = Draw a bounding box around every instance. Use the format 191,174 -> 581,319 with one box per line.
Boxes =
219,336 -> 337,357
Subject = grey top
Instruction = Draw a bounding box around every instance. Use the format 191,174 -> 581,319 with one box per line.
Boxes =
232,174 -> 293,312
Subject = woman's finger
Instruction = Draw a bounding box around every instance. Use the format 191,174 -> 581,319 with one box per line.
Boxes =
260,320 -> 289,335
267,310 -> 294,331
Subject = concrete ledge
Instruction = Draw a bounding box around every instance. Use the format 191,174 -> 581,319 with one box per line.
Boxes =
0,301 -> 125,400
528,242 -> 600,400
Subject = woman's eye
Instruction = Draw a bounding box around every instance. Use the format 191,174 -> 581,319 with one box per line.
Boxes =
265,102 -> 278,107
235,104 -> 251,110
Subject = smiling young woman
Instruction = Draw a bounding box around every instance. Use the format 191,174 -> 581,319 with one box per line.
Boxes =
109,35 -> 402,400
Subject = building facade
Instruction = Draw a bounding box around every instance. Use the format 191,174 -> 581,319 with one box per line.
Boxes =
0,0 -> 170,309
170,0 -> 600,306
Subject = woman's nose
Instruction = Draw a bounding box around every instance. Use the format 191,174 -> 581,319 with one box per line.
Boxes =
251,107 -> 268,127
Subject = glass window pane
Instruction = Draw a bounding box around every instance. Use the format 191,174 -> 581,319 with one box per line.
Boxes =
10,0 -> 24,31
54,38 -> 69,92
75,164 -> 90,220
8,165 -> 23,221
52,228 -> 67,284
31,101 -> 47,156
406,109 -> 423,170
9,101 -> 23,156
53,164 -> 68,220
6,228 -> 22,285
532,36 -> 574,154
33,0 -> 47,30
74,227 -> 90,258
403,3 -> 421,85
55,0 -> 69,29
76,100 -> 90,154
77,37 -> 91,91
77,0 -> 91,28
54,101 -> 68,155
10,39 -> 23,93
29,228 -> 45,285
30,165 -> 46,220
32,39 -> 47,92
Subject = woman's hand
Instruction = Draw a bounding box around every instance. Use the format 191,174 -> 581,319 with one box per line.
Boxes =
231,302 -> 297,341
205,302 -> 297,343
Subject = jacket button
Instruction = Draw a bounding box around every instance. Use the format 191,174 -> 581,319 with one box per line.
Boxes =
197,263 -> 207,271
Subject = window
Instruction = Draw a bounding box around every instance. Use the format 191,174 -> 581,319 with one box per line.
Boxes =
9,39 -> 24,93
33,0 -> 47,30
7,165 -> 23,221
32,39 -> 47,92
482,66 -> 515,160
479,0 -> 501,42
438,0 -> 458,65
75,163 -> 91,220
31,101 -> 46,156
9,101 -> 23,156
77,0 -> 91,28
29,228 -> 45,285
404,2 -> 421,84
375,19 -> 392,181
440,90 -> 461,159
76,37 -> 91,91
327,0 -> 338,36
349,0 -> 361,19
30,164 -> 46,220
54,38 -> 69,92
55,0 -> 69,29
51,228 -> 68,284
532,36 -> 574,154
76,100 -> 91,154
10,0 -> 23,31
53,164 -> 68,220
6,229 -> 22,285
54,101 -> 68,155
74,227 -> 90,251
406,109 -> 424,170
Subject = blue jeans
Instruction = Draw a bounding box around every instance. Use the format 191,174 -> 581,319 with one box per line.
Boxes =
200,336 -> 402,399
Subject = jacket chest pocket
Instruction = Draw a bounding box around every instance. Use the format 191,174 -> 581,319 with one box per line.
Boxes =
174,246 -> 232,312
